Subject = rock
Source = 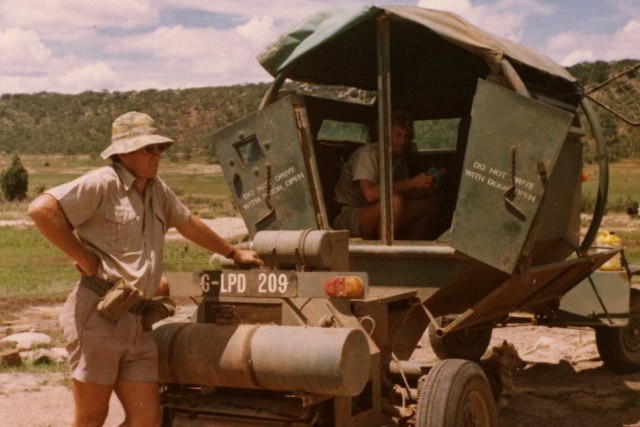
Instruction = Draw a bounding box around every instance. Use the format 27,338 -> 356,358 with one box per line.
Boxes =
0,349 -> 22,367
0,332 -> 51,350
22,348 -> 67,365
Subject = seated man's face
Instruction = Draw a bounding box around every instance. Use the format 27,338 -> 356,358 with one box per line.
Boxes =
391,125 -> 409,156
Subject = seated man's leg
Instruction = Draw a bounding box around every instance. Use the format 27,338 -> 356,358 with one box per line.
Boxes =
361,194 -> 403,239
359,202 -> 382,239
398,196 -> 438,239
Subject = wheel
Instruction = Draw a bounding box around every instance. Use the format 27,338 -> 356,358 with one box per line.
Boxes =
595,288 -> 640,373
415,359 -> 497,427
428,320 -> 492,360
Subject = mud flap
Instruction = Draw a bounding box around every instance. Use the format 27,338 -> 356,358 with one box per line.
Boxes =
437,250 -> 618,334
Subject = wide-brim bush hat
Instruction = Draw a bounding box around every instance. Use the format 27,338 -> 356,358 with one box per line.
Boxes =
100,111 -> 174,159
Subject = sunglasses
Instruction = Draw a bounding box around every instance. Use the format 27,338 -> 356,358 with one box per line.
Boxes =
141,143 -> 169,154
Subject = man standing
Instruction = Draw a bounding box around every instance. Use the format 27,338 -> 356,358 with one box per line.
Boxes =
28,111 -> 262,427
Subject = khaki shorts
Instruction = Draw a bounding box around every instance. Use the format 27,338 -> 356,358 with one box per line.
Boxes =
332,204 -> 361,237
59,284 -> 158,385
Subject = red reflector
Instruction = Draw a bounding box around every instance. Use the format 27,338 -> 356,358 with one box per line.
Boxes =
324,276 -> 364,298
581,171 -> 589,182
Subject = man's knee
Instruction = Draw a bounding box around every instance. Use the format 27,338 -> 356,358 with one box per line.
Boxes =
71,380 -> 112,427
115,380 -> 161,427
392,193 -> 405,219
75,407 -> 109,427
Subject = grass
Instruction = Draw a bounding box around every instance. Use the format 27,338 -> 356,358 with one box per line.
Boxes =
0,153 -> 236,220
0,361 -> 69,376
1,154 -> 640,302
0,226 -> 219,301
583,159 -> 640,209
0,227 -> 76,300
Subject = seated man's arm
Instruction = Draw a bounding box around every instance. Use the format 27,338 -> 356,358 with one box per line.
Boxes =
394,172 -> 434,195
358,179 -> 380,203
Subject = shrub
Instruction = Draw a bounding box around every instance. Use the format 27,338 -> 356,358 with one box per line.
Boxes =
0,154 -> 29,201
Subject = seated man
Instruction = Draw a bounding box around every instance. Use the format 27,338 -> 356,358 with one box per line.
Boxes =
332,111 -> 441,240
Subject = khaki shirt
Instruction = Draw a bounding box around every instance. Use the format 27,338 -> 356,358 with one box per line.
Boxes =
47,163 -> 191,297
334,143 -> 409,207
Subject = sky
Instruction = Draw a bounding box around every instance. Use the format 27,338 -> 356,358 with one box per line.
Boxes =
0,0 -> 638,95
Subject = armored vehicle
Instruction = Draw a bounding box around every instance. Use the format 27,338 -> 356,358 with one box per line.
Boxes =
156,5 -> 639,426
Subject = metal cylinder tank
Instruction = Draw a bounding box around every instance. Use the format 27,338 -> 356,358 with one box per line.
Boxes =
155,323 -> 371,396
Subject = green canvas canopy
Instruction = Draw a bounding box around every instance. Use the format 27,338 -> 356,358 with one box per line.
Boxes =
258,5 -> 575,90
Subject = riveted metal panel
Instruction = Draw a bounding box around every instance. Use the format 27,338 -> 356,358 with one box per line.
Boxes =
452,79 -> 574,274
211,95 -> 319,236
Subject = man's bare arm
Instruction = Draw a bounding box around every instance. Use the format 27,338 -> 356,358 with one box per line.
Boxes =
28,194 -> 99,276
175,215 -> 263,266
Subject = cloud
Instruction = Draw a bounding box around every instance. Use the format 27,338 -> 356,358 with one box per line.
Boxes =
0,1 -> 637,94
0,29 -> 53,75
0,0 -> 161,40
57,63 -> 119,93
552,18 -> 640,66
161,0 -> 349,26
418,0 -> 552,42
608,19 -> 640,60
419,0 -> 472,15
104,25 -> 272,89
236,15 -> 279,48
560,50 -> 596,66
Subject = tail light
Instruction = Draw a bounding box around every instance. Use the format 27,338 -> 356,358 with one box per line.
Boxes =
324,276 -> 364,298
581,171 -> 589,182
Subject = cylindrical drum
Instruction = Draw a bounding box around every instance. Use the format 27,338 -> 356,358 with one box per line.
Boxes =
154,323 -> 370,396
252,230 -> 349,270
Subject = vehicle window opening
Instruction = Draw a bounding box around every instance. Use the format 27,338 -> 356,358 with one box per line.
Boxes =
317,119 -> 371,143
413,118 -> 460,152
234,135 -> 264,166
306,95 -> 474,241
399,115 -> 471,240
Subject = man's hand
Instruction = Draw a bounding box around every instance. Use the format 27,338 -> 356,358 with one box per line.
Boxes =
410,172 -> 434,190
74,253 -> 100,277
177,215 -> 264,266
232,249 -> 264,266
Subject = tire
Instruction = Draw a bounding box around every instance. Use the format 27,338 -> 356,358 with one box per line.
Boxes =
428,321 -> 492,361
416,359 -> 497,427
595,288 -> 640,373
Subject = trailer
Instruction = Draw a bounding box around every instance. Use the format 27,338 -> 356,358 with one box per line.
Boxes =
156,5 -> 640,426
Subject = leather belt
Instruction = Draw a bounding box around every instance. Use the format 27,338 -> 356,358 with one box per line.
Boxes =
79,275 -> 149,314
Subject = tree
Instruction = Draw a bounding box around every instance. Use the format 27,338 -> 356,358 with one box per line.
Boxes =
1,154 -> 29,201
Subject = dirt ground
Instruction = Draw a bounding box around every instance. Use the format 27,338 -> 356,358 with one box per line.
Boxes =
1,302 -> 639,427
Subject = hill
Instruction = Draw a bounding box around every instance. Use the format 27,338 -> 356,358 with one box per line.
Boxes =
0,60 -> 638,159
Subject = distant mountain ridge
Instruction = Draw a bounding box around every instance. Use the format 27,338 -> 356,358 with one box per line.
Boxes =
0,59 -> 637,160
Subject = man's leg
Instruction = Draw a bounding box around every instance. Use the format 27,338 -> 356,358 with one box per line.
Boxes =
71,379 -> 113,427
398,196 -> 438,239
358,202 -> 381,239
114,379 -> 162,427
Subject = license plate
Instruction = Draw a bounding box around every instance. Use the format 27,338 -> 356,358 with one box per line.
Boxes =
199,270 -> 298,297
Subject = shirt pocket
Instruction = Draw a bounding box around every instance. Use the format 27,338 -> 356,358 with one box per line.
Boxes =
104,206 -> 140,252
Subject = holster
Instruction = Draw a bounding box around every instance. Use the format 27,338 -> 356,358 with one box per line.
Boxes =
140,297 -> 176,331
95,279 -> 144,321
80,276 -> 176,328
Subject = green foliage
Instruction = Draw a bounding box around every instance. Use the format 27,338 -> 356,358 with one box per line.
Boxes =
0,60 -> 637,160
1,154 -> 28,201
568,59 -> 640,162
0,84 -> 269,158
